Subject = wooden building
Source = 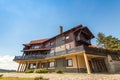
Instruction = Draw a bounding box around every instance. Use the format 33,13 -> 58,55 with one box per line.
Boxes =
13,24 -> 120,74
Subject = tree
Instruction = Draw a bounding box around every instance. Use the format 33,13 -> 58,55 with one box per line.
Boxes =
96,32 -> 120,50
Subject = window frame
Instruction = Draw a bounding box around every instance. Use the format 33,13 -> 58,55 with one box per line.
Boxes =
67,59 -> 73,67
49,61 -> 55,68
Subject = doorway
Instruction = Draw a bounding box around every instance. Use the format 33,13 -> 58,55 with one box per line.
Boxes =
89,58 -> 108,73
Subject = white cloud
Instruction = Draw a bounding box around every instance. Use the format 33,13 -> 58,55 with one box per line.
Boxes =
0,55 -> 18,70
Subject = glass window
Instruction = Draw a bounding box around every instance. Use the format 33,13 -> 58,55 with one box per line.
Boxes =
30,63 -> 36,69
49,62 -> 55,67
66,44 -> 71,50
50,49 -> 55,56
66,36 -> 70,40
50,42 -> 54,46
67,59 -> 73,67
34,45 -> 40,48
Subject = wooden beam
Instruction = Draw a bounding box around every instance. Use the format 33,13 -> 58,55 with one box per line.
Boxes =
83,52 -> 91,74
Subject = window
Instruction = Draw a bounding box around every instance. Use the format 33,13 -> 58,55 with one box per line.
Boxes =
49,62 -> 55,67
41,63 -> 45,68
67,59 -> 73,67
50,49 -> 55,56
34,45 -> 40,48
30,63 -> 36,69
50,42 -> 54,46
66,44 -> 71,50
66,36 -> 70,40
31,45 -> 40,49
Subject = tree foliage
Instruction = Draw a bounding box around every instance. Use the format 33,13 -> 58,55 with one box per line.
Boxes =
97,32 -> 120,50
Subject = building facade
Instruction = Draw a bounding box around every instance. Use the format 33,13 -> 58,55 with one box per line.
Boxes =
13,24 -> 120,74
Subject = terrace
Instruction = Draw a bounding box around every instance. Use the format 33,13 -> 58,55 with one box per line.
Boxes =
13,45 -> 107,61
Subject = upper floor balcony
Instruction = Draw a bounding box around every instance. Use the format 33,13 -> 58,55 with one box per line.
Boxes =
13,45 -> 108,61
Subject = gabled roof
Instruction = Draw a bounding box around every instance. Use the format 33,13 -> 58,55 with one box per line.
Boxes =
23,38 -> 49,46
29,38 -> 49,44
23,24 -> 95,46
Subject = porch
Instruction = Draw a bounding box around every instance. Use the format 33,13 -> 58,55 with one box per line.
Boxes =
16,52 -> 108,74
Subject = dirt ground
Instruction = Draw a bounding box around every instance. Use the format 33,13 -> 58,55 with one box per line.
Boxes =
0,73 -> 120,80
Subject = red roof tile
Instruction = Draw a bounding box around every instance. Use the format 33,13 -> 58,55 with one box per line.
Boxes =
29,38 -> 49,45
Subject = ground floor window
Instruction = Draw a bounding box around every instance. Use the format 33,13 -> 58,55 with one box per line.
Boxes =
29,63 -> 36,69
67,59 -> 73,67
49,62 -> 55,67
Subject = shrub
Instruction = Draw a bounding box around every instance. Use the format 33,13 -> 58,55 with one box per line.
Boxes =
55,69 -> 63,74
0,74 -> 3,77
36,69 -> 48,73
25,69 -> 34,73
34,76 -> 49,80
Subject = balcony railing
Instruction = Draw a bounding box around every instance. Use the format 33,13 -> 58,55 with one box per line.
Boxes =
14,45 -> 107,60
14,55 -> 46,60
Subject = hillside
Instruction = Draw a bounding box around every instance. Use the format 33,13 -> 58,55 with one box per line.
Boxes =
0,69 -> 16,72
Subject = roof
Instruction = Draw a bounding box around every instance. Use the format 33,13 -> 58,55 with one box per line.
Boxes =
23,38 -> 49,46
23,24 -> 95,46
30,38 -> 49,44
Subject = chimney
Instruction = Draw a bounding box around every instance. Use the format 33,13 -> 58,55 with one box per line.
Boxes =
59,26 -> 63,34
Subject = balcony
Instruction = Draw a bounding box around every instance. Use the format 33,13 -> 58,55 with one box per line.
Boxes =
14,45 -> 107,61
14,55 -> 46,60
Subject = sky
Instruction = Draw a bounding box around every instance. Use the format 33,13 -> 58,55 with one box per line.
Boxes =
0,0 -> 120,70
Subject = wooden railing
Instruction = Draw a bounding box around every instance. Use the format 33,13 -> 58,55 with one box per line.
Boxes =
14,45 -> 107,60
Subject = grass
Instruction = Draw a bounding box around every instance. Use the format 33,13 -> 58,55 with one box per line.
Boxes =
0,77 -> 34,80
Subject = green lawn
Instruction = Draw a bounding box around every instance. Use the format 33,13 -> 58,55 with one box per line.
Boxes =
0,77 -> 34,80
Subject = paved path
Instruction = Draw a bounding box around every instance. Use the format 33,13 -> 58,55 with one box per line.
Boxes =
0,73 -> 120,80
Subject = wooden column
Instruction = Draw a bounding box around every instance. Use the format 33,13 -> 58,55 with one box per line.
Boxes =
22,64 -> 25,72
24,63 -> 28,71
17,63 -> 21,72
36,62 -> 38,69
26,62 -> 29,70
34,62 -> 38,73
23,64 -> 26,72
19,64 -> 22,72
75,55 -> 79,72
20,64 -> 23,72
83,52 -> 91,74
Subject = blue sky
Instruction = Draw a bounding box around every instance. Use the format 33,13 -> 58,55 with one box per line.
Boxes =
0,0 -> 120,57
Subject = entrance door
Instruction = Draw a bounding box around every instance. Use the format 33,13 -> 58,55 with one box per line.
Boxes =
90,58 -> 107,73
55,58 -> 65,71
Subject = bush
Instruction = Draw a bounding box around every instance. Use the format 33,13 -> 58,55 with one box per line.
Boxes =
55,69 -> 63,74
25,69 -> 34,73
0,74 -> 3,77
36,69 -> 48,73
34,76 -> 49,80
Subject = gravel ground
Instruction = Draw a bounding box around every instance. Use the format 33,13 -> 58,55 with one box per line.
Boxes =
0,73 -> 120,80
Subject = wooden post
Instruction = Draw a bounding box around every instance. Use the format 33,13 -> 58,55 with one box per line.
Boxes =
20,64 -> 24,72
34,62 -> 38,73
75,55 -> 79,72
26,62 -> 29,70
83,52 -> 91,74
22,64 -> 25,72
24,63 -> 28,71
17,63 -> 21,72
19,64 -> 22,72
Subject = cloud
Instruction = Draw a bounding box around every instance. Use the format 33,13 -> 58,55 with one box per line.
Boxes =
0,55 -> 18,70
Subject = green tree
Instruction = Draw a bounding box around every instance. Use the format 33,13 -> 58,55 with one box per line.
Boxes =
96,32 -> 120,50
